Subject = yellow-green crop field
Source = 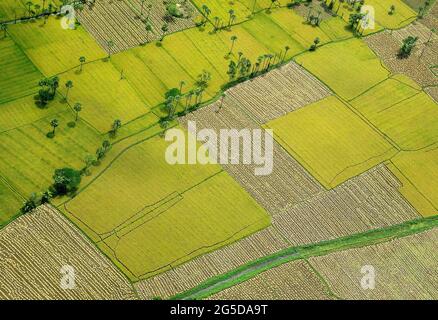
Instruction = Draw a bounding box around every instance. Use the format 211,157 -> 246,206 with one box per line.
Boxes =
328,0 -> 417,30
295,38 -> 390,101
57,60 -> 150,133
0,102 -> 101,197
8,18 -> 106,76
0,37 -> 42,104
0,0 -> 436,291
0,178 -> 23,227
264,95 -> 397,188
0,0 -> 61,21
391,149 -> 438,216
62,134 -> 270,280
351,75 -> 438,150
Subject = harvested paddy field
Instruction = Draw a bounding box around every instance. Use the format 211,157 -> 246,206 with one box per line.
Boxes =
309,227 -> 438,299
225,62 -> 332,123
76,0 -> 199,53
62,134 -> 270,280
208,260 -> 334,300
0,205 -> 136,300
272,165 -> 420,245
364,22 -> 438,87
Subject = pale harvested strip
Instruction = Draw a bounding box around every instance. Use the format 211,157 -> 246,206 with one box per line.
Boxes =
364,25 -> 438,87
208,260 -> 333,300
226,62 -> 332,123
77,0 -> 198,53
0,205 -> 136,300
273,165 -> 419,245
135,227 -> 288,299
421,1 -> 438,30
425,86 -> 438,103
309,228 -> 438,300
179,97 -> 324,215
77,0 -> 148,52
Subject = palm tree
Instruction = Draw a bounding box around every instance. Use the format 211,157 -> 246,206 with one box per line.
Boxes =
145,22 -> 153,42
79,56 -> 86,72
49,76 -> 59,96
228,9 -> 235,27
161,23 -> 168,41
34,4 -> 41,15
26,1 -> 33,17
73,102 -> 82,122
179,80 -> 186,94
213,16 -> 220,31
0,23 -> 7,39
106,40 -> 115,59
140,0 -> 146,16
184,91 -> 193,112
111,119 -> 122,136
146,4 -> 153,20
201,4 -> 211,26
251,0 -> 257,14
229,35 -> 237,55
50,119 -> 59,135
64,80 -> 73,101
283,45 -> 290,62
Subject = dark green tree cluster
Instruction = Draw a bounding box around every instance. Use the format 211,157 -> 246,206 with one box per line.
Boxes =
36,76 -> 59,108
20,167 -> 81,213
398,36 -> 418,58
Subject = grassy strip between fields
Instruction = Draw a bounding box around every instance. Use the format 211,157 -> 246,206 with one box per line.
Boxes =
171,215 -> 438,300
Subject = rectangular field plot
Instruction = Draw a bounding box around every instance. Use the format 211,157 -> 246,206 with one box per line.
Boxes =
0,178 -> 23,227
8,17 -> 106,76
0,37 -> 43,104
0,0 -> 60,22
62,134 -> 270,280
295,38 -> 390,100
58,60 -> 149,133
351,75 -> 438,150
0,95 -> 65,133
76,0 -> 199,53
0,107 -> 101,198
265,96 -> 397,188
309,227 -> 438,299
392,148 -> 438,216
0,205 -> 136,300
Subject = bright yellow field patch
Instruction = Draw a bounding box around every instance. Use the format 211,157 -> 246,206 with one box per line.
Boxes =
63,134 -> 270,280
392,149 -> 438,216
58,60 -> 149,133
265,96 -> 397,188
0,178 -> 23,227
351,76 -> 438,150
295,38 -> 390,100
8,17 -> 106,76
